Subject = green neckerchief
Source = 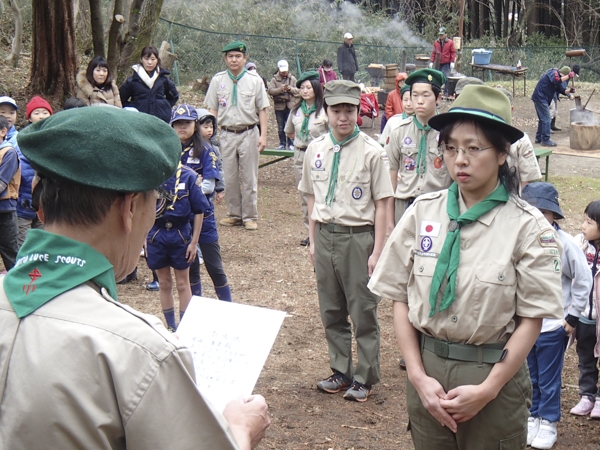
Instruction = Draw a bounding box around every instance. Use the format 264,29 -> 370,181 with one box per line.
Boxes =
428,182 -> 510,317
401,111 -> 408,120
300,101 -> 317,141
4,229 -> 118,318
413,116 -> 431,175
227,68 -> 247,106
325,125 -> 361,206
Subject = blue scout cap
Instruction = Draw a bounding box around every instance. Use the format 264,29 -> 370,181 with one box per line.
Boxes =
522,183 -> 564,220
170,104 -> 198,124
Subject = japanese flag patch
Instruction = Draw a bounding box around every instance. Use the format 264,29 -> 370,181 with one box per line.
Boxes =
420,221 -> 441,237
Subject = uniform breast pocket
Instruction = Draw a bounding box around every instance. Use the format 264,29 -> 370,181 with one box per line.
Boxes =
428,146 -> 448,176
310,170 -> 329,202
217,89 -> 230,108
239,90 -> 254,109
410,256 -> 437,314
474,263 -> 517,325
348,171 -> 372,204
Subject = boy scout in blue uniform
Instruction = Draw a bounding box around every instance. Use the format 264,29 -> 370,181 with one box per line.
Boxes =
299,80 -> 393,402
205,41 -> 270,231
146,162 -> 211,330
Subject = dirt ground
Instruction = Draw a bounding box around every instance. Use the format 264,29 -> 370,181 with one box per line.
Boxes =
113,87 -> 600,449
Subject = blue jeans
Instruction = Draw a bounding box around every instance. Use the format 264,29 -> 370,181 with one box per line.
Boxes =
440,63 -> 450,95
275,109 -> 292,147
527,326 -> 567,422
534,101 -> 552,144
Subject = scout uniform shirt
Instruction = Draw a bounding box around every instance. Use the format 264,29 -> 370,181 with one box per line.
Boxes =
509,134 -> 542,183
205,70 -> 270,128
384,115 -> 452,200
298,132 -> 393,226
368,189 -> 564,346
284,106 -> 329,149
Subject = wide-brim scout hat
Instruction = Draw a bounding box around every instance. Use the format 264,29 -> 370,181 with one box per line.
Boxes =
17,107 -> 181,192
296,70 -> 320,88
406,68 -> 446,89
521,182 -> 564,219
428,85 -> 524,144
170,104 -> 198,124
222,41 -> 247,54
324,80 -> 361,106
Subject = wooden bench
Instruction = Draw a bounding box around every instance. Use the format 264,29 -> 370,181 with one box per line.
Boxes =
259,148 -> 294,168
534,148 -> 553,181
470,63 -> 528,97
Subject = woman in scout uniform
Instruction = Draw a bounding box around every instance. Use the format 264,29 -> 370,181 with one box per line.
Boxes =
146,153 -> 211,330
384,68 -> 453,234
205,41 -> 270,231
298,80 -> 393,403
369,85 -> 564,448
285,71 -> 329,247
172,104 -> 232,302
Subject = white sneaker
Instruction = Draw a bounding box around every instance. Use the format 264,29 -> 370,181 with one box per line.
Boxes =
531,419 -> 557,449
527,416 -> 540,446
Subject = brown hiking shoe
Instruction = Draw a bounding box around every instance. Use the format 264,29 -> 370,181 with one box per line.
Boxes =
244,220 -> 258,231
220,217 -> 243,227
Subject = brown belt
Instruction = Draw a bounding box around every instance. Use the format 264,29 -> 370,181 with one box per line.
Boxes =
221,124 -> 256,134
294,146 -> 307,151
319,223 -> 374,234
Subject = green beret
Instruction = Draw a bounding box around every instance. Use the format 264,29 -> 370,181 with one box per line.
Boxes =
222,41 -> 247,53
455,76 -> 484,96
324,80 -> 361,106
296,70 -> 320,88
428,85 -> 524,144
406,68 -> 446,89
400,84 -> 411,96
17,107 -> 181,192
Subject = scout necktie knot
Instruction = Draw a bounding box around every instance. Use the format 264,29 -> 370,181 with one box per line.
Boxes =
428,182 -> 510,317
413,116 -> 431,175
325,126 -> 360,206
227,68 -> 247,106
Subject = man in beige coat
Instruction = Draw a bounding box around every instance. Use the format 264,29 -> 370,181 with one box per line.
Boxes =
268,60 -> 299,150
0,107 -> 269,450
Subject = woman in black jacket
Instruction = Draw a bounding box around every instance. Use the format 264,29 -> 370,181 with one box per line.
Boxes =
120,46 -> 179,123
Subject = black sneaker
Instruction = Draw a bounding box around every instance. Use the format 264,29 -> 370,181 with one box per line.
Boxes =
317,371 -> 352,393
541,140 -> 557,147
117,267 -> 138,284
535,139 -> 541,144
343,380 -> 372,402
300,237 -> 310,247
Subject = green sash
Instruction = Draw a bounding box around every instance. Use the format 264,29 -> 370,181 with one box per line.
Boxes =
428,183 -> 510,317
413,116 -> 431,175
4,229 -> 118,318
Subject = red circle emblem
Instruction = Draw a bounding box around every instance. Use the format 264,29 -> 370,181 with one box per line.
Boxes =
434,156 -> 443,169
426,225 -> 433,232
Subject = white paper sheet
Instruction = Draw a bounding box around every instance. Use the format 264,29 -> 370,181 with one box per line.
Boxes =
176,296 -> 286,412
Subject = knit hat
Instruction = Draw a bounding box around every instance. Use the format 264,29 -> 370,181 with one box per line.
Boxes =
26,96 -> 53,120
324,80 -> 361,106
17,107 -> 180,192
428,85 -> 524,144
245,62 -> 257,70
559,66 -> 571,76
522,182 -> 564,220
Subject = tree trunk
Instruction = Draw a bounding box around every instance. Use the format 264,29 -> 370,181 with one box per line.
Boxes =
29,0 -> 77,98
502,0 -> 509,38
89,0 -> 105,57
494,0 -> 502,38
480,0 -> 490,39
6,0 -> 23,68
107,0 -> 126,74
526,0 -> 537,35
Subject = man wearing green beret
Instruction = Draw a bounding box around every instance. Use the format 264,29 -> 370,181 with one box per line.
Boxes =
0,107 -> 270,449
384,68 -> 453,233
205,41 -> 270,231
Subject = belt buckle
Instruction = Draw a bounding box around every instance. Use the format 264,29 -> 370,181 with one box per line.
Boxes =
434,341 -> 449,358
165,222 -> 173,229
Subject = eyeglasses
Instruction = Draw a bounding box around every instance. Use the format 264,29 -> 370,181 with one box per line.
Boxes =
155,186 -> 174,219
439,143 -> 494,158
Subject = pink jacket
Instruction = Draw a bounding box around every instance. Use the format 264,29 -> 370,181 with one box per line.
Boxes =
575,234 -> 600,356
318,66 -> 338,86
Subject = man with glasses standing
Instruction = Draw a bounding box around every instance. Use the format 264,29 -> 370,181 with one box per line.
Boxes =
206,41 -> 270,231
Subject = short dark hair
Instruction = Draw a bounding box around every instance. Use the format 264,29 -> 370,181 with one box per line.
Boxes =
140,46 -> 161,67
322,59 -> 333,68
0,116 -> 9,132
37,177 -> 127,227
85,55 -> 114,88
585,200 -> 600,229
438,119 -> 520,196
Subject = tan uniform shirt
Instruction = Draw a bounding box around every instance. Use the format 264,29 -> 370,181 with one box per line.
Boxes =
205,70 -> 270,128
384,116 -> 453,200
509,134 -> 542,183
298,132 -> 393,226
378,113 -> 406,146
368,189 -> 564,345
0,280 -> 240,450
284,107 -> 328,149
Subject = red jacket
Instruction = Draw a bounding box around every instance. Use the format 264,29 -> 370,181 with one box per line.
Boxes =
385,72 -> 407,118
430,38 -> 456,65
